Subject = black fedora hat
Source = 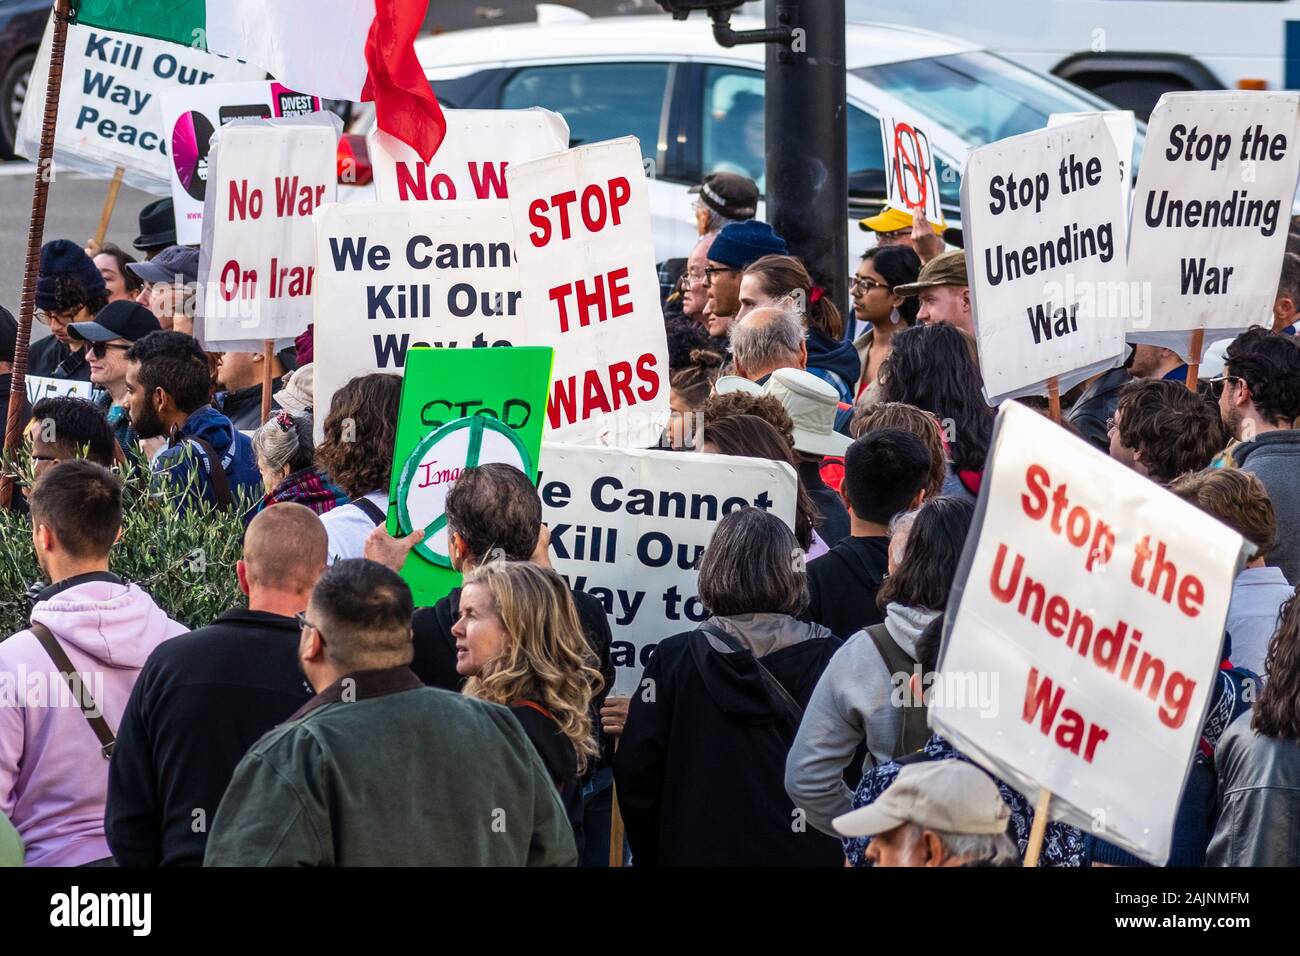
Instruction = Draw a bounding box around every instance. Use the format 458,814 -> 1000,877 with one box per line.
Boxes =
133,198 -> 176,252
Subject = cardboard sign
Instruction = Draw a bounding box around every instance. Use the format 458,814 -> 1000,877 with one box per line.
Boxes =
368,108 -> 569,202
196,118 -> 339,348
880,114 -> 945,226
1047,110 -> 1136,225
312,200 -> 526,439
1128,91 -> 1300,361
961,116 -> 1129,403
507,137 -> 671,447
930,402 -> 1249,865
24,376 -> 95,406
160,81 -> 323,244
538,445 -> 798,695
387,346 -> 554,607
17,18 -> 263,191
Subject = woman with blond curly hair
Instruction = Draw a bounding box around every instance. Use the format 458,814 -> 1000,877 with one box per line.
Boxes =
453,561 -> 604,839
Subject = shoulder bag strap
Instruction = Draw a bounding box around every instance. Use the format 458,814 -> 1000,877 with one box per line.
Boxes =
349,496 -> 386,526
699,622 -> 804,725
865,622 -> 928,760
28,622 -> 115,758
183,435 -> 234,511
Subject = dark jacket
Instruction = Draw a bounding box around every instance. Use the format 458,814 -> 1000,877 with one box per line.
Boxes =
1065,366 -> 1130,452
798,459 -> 850,547
511,702 -> 583,836
217,380 -> 283,432
204,667 -> 577,866
800,535 -> 889,636
1234,430 -> 1300,584
105,609 -> 312,866
806,327 -> 859,434
27,335 -> 91,381
614,613 -> 845,866
153,404 -> 261,510
411,584 -> 617,767
1208,712 -> 1300,866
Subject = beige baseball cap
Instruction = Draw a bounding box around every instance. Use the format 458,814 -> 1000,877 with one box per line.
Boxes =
761,367 -> 851,457
831,761 -> 1010,838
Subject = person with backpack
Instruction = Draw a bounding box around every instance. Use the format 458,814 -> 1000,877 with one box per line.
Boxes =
785,496 -> 974,837
0,462 -> 186,866
123,331 -> 260,511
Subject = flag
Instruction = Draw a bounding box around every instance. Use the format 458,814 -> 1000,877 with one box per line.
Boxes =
71,0 -> 446,160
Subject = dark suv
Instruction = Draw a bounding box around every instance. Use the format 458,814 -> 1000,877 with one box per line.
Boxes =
0,0 -> 47,159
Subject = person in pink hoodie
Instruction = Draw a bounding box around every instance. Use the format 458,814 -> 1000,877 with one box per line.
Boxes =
0,460 -> 186,866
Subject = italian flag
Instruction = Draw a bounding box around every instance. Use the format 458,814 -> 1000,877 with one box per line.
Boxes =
71,0 -> 445,159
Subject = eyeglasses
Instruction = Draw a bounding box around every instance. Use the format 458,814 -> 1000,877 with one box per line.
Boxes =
1105,417 -> 1117,433
88,341 -> 131,359
850,277 -> 891,293
1209,374 -> 1243,399
703,265 -> 736,287
295,611 -> 324,644
35,309 -> 77,327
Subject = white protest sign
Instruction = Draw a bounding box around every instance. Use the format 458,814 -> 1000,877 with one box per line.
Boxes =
961,116 -> 1129,403
507,137 -> 671,447
368,108 -> 569,202
160,81 -> 323,244
1048,110 -> 1136,225
312,201 -> 524,438
538,444 -> 798,696
880,113 -> 945,226
17,17 -> 263,191
930,402 -> 1248,865
196,119 -> 338,348
24,376 -> 95,406
1128,91 -> 1300,361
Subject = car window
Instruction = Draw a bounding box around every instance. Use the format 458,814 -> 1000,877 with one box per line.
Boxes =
846,106 -> 885,197
701,66 -> 767,189
499,63 -> 669,166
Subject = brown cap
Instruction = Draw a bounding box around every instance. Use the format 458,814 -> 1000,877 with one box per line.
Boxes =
690,172 -> 759,220
831,761 -> 1011,838
894,249 -> 968,296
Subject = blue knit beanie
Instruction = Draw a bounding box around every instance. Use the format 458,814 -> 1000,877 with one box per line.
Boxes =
36,239 -> 106,312
706,220 -> 788,269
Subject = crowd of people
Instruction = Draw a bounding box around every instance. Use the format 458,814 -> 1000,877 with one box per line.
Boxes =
1,164 -> 1299,869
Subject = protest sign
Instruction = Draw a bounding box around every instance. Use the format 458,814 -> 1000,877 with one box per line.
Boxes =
368,108 -> 569,202
1047,110 -> 1136,224
17,17 -> 263,192
1128,91 -> 1300,362
196,118 -> 339,348
312,200 -> 525,439
24,376 -> 94,406
929,401 -> 1249,865
507,137 -> 671,447
538,445 -> 798,695
387,347 -> 554,606
961,116 -> 1129,404
160,81 -> 323,244
879,113 -> 945,226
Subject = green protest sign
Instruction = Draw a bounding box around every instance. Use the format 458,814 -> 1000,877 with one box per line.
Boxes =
387,346 -> 554,606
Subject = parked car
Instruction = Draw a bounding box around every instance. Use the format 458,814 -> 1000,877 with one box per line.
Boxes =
0,0 -> 47,159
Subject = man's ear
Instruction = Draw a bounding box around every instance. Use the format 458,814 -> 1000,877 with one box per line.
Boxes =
909,486 -> 927,510
960,288 -> 972,312
34,522 -> 53,555
797,339 -> 808,370
921,829 -> 948,867
838,482 -> 852,514
236,559 -> 251,597
299,624 -> 324,664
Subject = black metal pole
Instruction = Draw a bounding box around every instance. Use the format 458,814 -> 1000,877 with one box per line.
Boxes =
764,0 -> 848,320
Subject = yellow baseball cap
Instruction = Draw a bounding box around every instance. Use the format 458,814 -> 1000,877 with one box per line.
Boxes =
859,203 -> 945,235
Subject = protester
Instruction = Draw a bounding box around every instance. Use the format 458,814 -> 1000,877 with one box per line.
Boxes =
1169,470 -> 1293,677
832,761 -> 1019,867
878,322 -> 991,496
132,198 -> 176,260
203,559 -> 577,866
0,306 -> 26,427
30,239 -> 108,381
270,361 -> 314,419
93,244 -> 143,303
0,461 -> 187,866
251,412 -> 346,515
1065,362 -> 1133,452
739,255 -> 861,409
1208,593 -> 1300,866
26,396 -> 116,480
858,202 -> 945,260
215,349 -> 286,430
894,249 -> 972,336
849,245 -> 921,394
785,495 -> 974,834
105,504 -> 326,866
701,388 -> 797,449
850,402 -> 949,500
1217,327 -> 1300,583
667,347 -> 723,449
68,299 -> 161,461
1128,343 -> 1188,383
690,171 -> 758,236
127,246 -> 199,333
124,330 -> 260,510
664,316 -> 715,371
615,507 -> 844,865
680,234 -> 713,327
315,372 -> 401,561
705,220 -> 788,341
454,561 -> 604,837
1271,249 -> 1300,333
729,305 -> 807,381
1109,379 -> 1224,485
800,429 -> 930,638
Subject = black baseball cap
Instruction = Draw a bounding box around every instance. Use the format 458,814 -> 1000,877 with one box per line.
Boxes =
690,172 -> 759,220
69,300 -> 162,344
134,197 -> 176,252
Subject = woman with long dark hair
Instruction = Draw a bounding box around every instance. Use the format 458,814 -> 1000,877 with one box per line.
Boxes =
850,245 -> 922,395
878,322 -> 993,496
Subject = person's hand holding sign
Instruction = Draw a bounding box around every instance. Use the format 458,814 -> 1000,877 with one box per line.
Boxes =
364,525 -> 425,573
910,203 -> 945,265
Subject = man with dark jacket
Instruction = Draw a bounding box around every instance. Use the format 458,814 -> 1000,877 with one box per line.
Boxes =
105,504 -> 325,865
1219,327 -> 1300,583
1065,364 -> 1131,452
29,240 -> 109,381
0,307 -> 31,430
802,429 -> 929,637
205,559 -> 576,866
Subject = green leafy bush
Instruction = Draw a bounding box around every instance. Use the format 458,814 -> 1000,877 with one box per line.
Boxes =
0,452 -> 254,637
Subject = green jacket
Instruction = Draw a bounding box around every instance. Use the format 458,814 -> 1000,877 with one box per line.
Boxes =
204,668 -> 576,866
0,810 -> 22,866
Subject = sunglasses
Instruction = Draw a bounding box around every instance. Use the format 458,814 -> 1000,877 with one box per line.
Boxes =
88,341 -> 131,359
1208,374 -> 1243,399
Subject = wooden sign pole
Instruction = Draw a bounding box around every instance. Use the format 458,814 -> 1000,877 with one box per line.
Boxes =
1185,328 -> 1205,390
1022,787 -> 1053,867
260,340 -> 275,425
1047,376 -> 1061,424
89,165 -> 126,250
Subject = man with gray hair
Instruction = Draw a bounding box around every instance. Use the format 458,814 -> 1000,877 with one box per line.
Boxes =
832,760 -> 1019,867
729,305 -> 807,383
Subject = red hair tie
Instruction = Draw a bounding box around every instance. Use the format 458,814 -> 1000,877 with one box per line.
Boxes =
808,286 -> 824,304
